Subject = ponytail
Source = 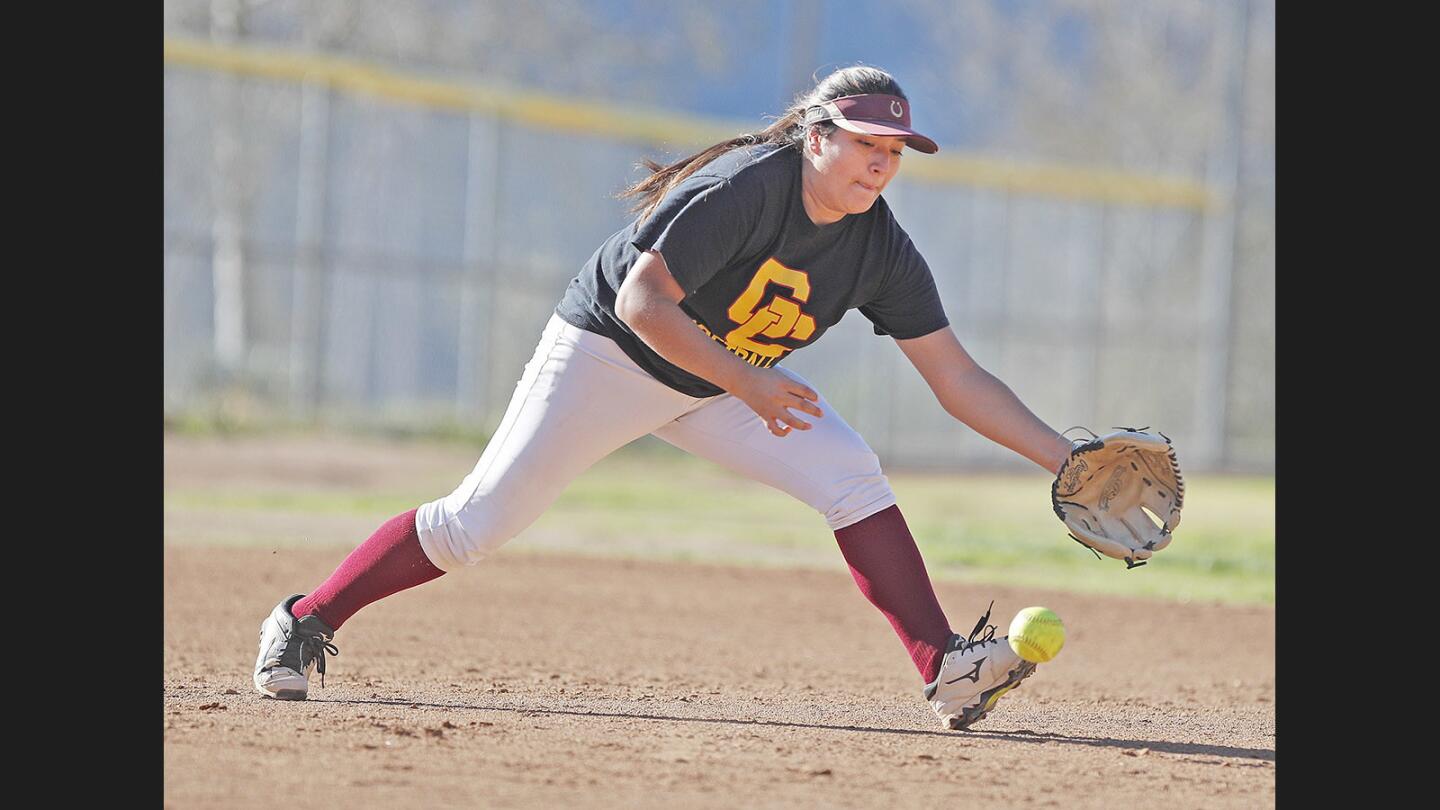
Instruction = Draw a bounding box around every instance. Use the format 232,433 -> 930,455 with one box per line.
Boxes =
618,111 -> 806,223
618,65 -> 908,223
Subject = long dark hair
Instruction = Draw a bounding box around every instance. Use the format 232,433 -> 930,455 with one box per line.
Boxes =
619,66 -> 909,222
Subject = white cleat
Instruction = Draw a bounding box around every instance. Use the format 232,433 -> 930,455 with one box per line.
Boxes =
923,601 -> 1038,730
253,594 -> 339,700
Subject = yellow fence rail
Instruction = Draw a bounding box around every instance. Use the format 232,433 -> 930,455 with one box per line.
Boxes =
164,35 -> 1212,210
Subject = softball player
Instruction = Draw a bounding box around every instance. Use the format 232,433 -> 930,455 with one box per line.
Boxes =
253,65 -> 1077,730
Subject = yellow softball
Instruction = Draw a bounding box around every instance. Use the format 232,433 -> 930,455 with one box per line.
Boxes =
1007,606 -> 1066,663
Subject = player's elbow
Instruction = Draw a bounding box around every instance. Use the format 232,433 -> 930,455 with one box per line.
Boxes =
617,250 -> 685,330
614,282 -> 649,329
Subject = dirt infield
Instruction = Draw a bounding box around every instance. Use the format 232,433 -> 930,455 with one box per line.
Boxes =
163,545 -> 1274,807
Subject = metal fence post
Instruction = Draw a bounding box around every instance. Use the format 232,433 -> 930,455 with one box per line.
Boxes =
458,113 -> 502,420
1195,0 -> 1248,469
291,80 -> 331,419
208,0 -> 246,380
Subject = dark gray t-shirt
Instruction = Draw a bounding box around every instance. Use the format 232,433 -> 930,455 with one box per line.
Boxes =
554,143 -> 948,397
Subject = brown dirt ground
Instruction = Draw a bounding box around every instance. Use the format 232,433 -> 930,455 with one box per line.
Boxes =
163,437 -> 1275,808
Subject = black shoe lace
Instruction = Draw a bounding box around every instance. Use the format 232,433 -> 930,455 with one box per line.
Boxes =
957,600 -> 998,652
301,636 -> 340,688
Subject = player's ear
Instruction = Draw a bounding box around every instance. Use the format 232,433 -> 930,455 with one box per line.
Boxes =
804,125 -> 825,155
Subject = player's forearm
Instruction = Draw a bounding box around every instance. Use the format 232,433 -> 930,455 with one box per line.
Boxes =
616,289 -> 756,394
934,367 -> 1072,473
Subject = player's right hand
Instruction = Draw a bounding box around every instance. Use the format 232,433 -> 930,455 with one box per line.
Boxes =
733,367 -> 824,437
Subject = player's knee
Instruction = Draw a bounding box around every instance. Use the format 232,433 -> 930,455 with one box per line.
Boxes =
415,496 -> 518,571
819,452 -> 896,530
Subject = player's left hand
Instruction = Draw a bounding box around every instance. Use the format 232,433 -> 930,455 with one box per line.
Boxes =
1050,428 -> 1185,569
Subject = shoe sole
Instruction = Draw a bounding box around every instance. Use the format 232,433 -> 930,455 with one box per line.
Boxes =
948,661 -> 1037,730
254,673 -> 309,701
255,686 -> 308,700
255,665 -> 310,700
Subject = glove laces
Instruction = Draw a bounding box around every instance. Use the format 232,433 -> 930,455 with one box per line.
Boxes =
1060,426 -> 1098,449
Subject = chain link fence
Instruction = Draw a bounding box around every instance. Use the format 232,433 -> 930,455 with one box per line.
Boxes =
164,24 -> 1272,472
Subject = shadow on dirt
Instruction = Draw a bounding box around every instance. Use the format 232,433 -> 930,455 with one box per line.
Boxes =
963,727 -> 1274,762
317,696 -> 1275,763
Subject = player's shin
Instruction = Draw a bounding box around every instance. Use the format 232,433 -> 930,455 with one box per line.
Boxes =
291,508 -> 445,630
833,504 -> 953,682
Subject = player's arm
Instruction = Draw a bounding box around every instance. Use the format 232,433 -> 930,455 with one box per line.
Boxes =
894,326 -> 1072,473
615,249 -> 823,437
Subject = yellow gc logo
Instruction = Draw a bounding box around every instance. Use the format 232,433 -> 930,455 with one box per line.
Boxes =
724,258 -> 817,359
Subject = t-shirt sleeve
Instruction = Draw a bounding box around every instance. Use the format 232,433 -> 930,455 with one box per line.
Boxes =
630,174 -> 764,296
858,231 -> 950,339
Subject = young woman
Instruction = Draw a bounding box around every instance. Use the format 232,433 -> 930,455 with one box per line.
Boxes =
253,65 -> 1076,730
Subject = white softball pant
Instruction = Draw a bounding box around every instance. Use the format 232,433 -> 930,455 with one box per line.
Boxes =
415,314 -> 897,572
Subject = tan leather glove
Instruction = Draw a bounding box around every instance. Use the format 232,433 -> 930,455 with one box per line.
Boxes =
1051,429 -> 1185,569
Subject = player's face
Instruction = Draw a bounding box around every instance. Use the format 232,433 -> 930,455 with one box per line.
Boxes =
801,127 -> 906,223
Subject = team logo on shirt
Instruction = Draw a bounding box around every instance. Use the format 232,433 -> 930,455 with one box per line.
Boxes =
693,258 -> 816,367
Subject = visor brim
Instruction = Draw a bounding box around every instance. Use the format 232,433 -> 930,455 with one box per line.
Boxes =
832,118 -> 939,154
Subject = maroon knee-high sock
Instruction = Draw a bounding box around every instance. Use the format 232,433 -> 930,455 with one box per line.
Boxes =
833,505 -> 954,683
291,508 -> 444,630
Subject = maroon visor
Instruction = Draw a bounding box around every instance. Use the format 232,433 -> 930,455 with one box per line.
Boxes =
803,94 -> 939,154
